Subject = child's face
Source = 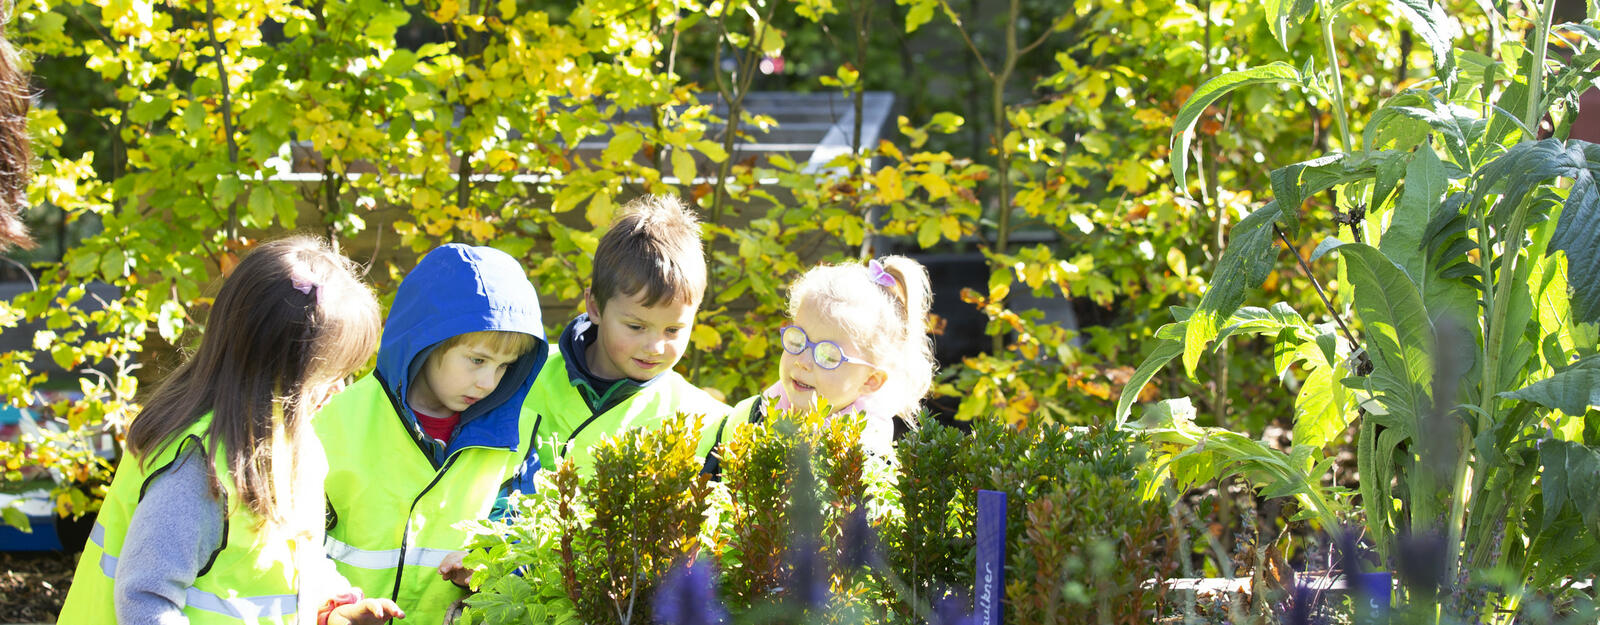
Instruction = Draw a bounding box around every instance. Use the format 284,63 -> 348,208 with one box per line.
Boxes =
584,288 -> 697,382
778,306 -> 885,413
410,340 -> 523,415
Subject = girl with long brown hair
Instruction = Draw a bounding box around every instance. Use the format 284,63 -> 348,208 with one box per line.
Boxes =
59,236 -> 405,624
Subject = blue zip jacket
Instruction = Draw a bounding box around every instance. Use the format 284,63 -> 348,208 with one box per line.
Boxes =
374,244 -> 548,495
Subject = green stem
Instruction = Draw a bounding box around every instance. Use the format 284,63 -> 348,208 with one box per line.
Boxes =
1525,0 -> 1557,138
1319,5 -> 1354,151
1453,193 -> 1534,581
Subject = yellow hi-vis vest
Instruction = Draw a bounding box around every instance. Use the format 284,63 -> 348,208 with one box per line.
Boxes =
317,374 -> 536,625
58,414 -> 300,624
522,349 -> 729,476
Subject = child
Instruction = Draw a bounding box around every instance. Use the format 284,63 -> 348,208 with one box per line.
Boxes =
704,256 -> 936,460
315,243 -> 548,625
57,236 -> 403,624
521,194 -> 729,477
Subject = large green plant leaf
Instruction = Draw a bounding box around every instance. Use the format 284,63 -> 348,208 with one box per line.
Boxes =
1133,400 -> 1347,529
1336,243 -> 1435,428
1294,361 -> 1354,450
1182,202 -> 1282,376
1387,0 -> 1460,84
1115,338 -> 1183,429
1502,357 -> 1600,416
1539,439 -> 1600,531
1171,62 -> 1304,193
1381,146 -> 1447,284
1264,0 -> 1316,51
1472,139 -> 1600,324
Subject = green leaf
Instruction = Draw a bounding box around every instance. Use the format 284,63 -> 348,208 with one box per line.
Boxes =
1263,0 -> 1316,50
1473,139 -> 1600,323
603,128 -> 644,165
1336,243 -> 1434,431
1502,358 -> 1600,416
129,96 -> 172,124
1539,440 -> 1600,531
1380,145 -> 1446,286
365,6 -> 413,41
1387,0 -> 1459,84
1172,62 -> 1303,193
247,187 -> 274,227
1,502 -> 30,533
670,148 -> 696,184
1294,363 -> 1353,450
901,0 -> 938,33
1182,202 -> 1282,376
1115,336 -> 1183,428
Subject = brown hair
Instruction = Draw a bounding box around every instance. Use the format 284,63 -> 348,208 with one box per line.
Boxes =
590,194 -> 706,312
125,236 -> 380,530
430,330 -> 539,360
788,256 -> 936,423
0,13 -> 34,251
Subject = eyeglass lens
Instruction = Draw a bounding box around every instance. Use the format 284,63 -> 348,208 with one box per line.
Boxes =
781,326 -> 847,370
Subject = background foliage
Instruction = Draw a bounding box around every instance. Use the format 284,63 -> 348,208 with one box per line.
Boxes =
0,0 -> 1428,522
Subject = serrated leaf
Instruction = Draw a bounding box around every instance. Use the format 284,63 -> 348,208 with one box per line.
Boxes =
1502,358 -> 1600,415
1183,202 -> 1282,376
1336,243 -> 1434,432
1381,145 -> 1446,286
1388,0 -> 1459,84
1472,139 -> 1600,324
1172,62 -> 1303,193
1295,364 -> 1354,450
1540,440 -> 1600,531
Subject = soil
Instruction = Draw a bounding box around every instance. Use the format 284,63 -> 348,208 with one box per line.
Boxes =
0,551 -> 75,624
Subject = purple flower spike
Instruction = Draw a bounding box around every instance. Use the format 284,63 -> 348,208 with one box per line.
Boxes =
933,591 -> 975,625
785,539 -> 830,609
654,558 -> 729,625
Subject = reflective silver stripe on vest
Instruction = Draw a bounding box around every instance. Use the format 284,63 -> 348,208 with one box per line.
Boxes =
185,587 -> 297,620
324,534 -> 455,570
89,522 -> 298,620
90,522 -> 118,577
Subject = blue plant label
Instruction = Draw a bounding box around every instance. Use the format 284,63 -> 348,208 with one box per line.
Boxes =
1353,572 -> 1391,616
976,489 -> 1006,625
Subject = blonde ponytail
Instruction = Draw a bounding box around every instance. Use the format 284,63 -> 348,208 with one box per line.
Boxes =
875,256 -> 936,425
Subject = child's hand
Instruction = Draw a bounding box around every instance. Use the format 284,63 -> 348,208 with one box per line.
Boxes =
438,550 -> 473,588
326,598 -> 405,624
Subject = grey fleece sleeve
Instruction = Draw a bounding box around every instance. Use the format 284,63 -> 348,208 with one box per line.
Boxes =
114,446 -> 225,625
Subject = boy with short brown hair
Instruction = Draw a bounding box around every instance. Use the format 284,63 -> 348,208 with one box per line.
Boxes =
522,193 -> 728,475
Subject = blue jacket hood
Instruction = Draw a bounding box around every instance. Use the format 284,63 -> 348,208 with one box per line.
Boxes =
376,244 -> 548,456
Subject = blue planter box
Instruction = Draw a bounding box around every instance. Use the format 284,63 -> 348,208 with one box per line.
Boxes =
0,491 -> 66,552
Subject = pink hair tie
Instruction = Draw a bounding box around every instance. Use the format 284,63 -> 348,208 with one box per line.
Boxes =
867,259 -> 897,288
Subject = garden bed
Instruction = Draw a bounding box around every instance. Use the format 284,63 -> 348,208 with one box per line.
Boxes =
0,551 -> 72,624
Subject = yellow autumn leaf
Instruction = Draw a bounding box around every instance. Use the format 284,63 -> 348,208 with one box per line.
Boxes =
940,214 -> 961,241
878,140 -> 903,161
691,323 -> 721,349
917,171 -> 951,199
586,193 -> 615,228
872,165 -> 906,203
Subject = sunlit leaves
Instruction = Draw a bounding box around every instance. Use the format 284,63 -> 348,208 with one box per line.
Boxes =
1171,62 -> 1305,193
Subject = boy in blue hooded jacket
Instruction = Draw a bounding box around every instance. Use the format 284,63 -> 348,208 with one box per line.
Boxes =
315,244 -> 547,625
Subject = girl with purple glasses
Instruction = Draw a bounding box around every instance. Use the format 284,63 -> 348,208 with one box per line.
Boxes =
701,256 -> 936,465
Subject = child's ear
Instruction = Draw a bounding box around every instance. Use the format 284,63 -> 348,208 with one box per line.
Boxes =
862,369 -> 887,395
583,288 -> 598,318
